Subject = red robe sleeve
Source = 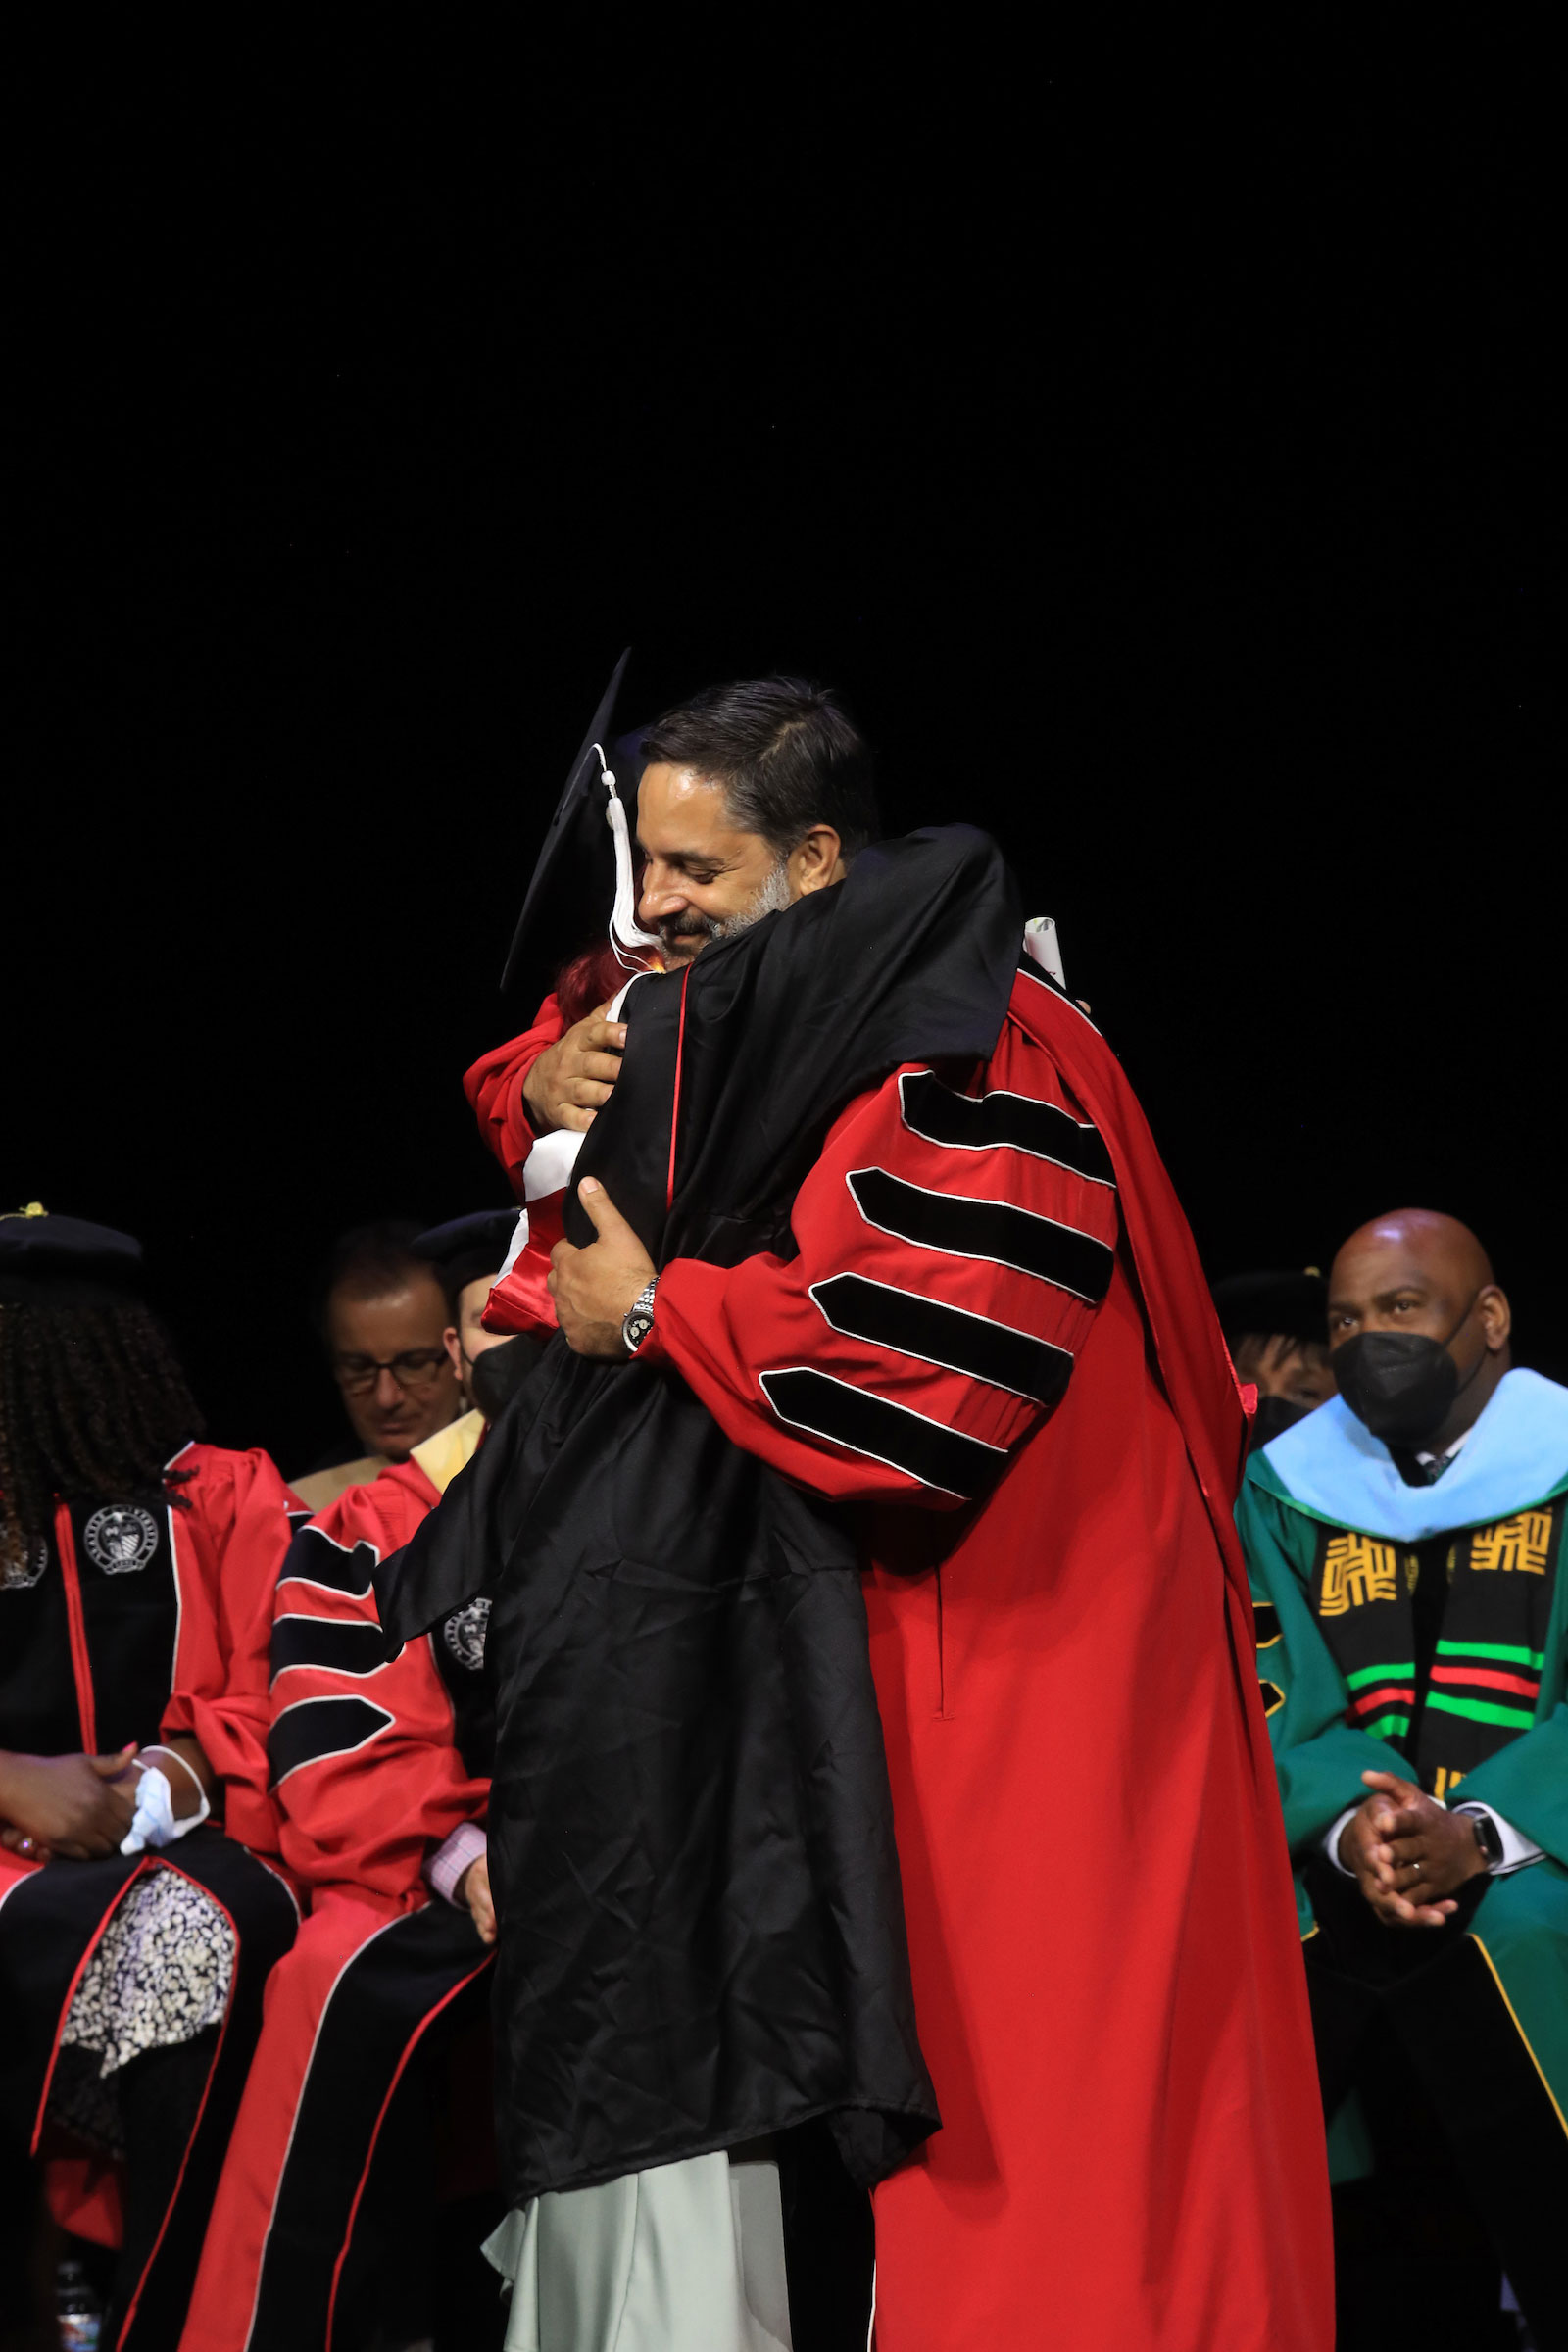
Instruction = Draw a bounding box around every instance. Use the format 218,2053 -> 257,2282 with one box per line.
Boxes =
463,993 -> 566,1197
161,1444 -> 300,1857
268,1467 -> 489,1910
641,1013 -> 1121,1506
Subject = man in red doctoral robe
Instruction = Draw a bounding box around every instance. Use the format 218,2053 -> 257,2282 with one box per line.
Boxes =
454,678 -> 1332,2349
179,1214 -> 529,2352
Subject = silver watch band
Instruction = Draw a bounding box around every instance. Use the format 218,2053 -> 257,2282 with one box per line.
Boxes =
622,1278 -> 659,1355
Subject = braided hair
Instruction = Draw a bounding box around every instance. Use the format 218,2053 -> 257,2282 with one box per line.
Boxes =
0,1296 -> 204,1574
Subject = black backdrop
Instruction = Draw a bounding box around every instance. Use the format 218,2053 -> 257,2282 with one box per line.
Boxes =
10,26 -> 1557,1476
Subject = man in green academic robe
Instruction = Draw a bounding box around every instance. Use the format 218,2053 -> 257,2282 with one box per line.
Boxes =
1238,1208 -> 1568,2350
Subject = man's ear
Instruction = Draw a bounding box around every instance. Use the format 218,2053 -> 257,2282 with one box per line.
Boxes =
442,1326 -> 464,1379
789,823 -> 845,896
1478,1286 -> 1512,1352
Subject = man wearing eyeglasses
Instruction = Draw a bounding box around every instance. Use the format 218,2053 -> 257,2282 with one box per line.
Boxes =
292,1221 -> 465,1511
179,1209 -> 529,2352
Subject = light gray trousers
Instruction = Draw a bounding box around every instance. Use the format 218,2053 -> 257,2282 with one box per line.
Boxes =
484,2145 -> 794,2352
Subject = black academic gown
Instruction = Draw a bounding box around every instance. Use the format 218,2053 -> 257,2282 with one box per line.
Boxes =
376,829 -> 1021,2209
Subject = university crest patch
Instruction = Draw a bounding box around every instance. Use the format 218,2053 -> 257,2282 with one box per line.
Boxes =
442,1595 -> 491,1672
84,1504 -> 160,1574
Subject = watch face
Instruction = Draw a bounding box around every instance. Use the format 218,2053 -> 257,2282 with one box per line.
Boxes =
623,1280 -> 657,1354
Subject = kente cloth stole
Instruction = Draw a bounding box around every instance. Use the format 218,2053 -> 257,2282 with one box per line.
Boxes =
1307,1499 -> 1562,1799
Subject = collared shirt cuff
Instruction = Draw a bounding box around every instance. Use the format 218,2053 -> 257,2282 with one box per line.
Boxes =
1323,1804 -> 1361,1875
425,1818 -> 487,1907
1449,1800 -> 1544,1875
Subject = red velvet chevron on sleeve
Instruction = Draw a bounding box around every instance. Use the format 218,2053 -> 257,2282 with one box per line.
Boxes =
642,1018 -> 1120,1506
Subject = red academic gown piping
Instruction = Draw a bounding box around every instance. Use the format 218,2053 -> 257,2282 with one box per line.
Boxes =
473,965 -> 1333,2351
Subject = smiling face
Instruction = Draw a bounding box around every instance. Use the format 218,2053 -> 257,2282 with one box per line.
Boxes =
634,761 -> 845,968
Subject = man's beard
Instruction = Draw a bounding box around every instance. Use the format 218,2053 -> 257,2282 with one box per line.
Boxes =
658,858 -> 792,959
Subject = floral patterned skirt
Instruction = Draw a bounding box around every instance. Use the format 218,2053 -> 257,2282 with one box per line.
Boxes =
46,1864 -> 236,2157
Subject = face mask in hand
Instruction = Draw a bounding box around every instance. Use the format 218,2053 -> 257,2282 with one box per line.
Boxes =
1332,1299 -> 1481,1446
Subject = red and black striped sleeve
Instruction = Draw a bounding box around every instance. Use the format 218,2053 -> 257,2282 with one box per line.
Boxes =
268,1472 -> 489,1903
641,1012 -> 1120,1506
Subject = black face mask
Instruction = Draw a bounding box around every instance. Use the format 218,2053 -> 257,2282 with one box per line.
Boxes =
1249,1393 -> 1315,1451
1332,1300 -> 1481,1446
467,1334 -> 545,1422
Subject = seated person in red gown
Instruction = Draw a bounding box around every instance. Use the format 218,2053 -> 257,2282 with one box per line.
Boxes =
180,1210 -> 535,2352
291,1221 -> 469,1512
0,1205 -> 299,2352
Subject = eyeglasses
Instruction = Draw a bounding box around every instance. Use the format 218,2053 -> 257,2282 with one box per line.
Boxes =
331,1347 -> 450,1396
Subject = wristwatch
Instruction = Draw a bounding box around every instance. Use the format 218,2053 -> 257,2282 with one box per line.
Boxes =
622,1278 -> 658,1356
1469,1809 -> 1505,1870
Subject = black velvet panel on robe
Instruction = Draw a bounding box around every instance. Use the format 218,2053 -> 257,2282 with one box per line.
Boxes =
376,828 -> 1020,2201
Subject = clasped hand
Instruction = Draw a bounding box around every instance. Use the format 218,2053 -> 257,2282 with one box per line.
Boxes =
0,1746 -> 141,1860
523,1005 -> 628,1135
1336,1768 -> 1488,1929
1,1737 -> 213,1863
548,1179 -> 656,1358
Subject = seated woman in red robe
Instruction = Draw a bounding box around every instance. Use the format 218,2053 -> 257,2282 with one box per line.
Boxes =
0,1206 -> 299,2352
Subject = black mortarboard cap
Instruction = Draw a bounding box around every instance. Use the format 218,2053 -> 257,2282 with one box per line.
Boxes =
0,1204 -> 144,1303
1210,1268 -> 1328,1348
500,648 -> 648,1002
414,1209 -> 518,1299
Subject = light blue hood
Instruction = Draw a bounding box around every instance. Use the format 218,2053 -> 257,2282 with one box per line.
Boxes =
1259,1368 -> 1568,1542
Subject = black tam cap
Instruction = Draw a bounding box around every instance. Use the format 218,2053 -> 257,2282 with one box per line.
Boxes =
499,649 -> 655,1002
0,1204 -> 144,1304
1210,1268 -> 1328,1348
414,1210 -> 517,1300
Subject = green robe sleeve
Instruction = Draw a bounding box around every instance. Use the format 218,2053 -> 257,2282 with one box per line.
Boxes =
1454,1533 -> 1568,1865
1458,1704 -> 1568,1866
1237,1460 -> 1408,1862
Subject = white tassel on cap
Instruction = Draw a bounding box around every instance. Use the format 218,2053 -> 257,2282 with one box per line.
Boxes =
1023,916 -> 1066,987
596,745 -> 661,969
